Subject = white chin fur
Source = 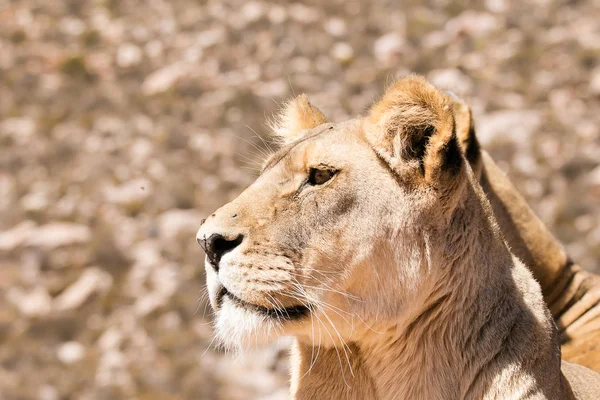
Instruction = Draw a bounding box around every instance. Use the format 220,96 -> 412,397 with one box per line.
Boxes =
214,298 -> 284,351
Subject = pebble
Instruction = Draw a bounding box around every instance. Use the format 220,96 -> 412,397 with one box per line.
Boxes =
428,68 -> 473,95
142,63 -> 193,95
25,223 -> 91,250
324,17 -> 347,37
289,4 -> 320,24
116,43 -> 143,68
0,220 -> 36,251
477,110 -> 542,147
54,268 -> 113,311
197,27 -> 225,49
38,385 -> 59,400
446,11 -> 500,38
268,5 -> 287,24
7,286 -> 52,317
374,33 -> 404,64
331,42 -> 354,64
21,189 -> 49,213
590,68 -> 600,95
158,209 -> 204,240
241,1 -> 266,24
0,118 -> 36,145
103,178 -> 153,210
253,79 -> 288,98
587,166 -> 600,190
57,341 -> 85,364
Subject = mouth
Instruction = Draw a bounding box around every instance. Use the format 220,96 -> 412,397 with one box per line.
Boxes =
217,287 -> 310,321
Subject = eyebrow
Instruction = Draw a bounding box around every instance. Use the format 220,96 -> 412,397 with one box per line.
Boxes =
260,125 -> 333,174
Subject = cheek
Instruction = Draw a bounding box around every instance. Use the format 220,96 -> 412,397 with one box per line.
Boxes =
280,191 -> 363,262
311,188 -> 356,222
304,203 -> 386,284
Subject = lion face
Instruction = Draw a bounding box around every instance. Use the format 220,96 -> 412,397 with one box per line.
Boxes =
197,77 -> 466,350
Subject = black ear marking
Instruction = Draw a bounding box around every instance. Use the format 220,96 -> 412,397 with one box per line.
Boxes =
464,122 -> 480,166
406,125 -> 436,176
442,132 -> 464,175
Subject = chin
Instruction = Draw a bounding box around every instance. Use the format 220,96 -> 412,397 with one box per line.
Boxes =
213,290 -> 311,352
214,298 -> 284,351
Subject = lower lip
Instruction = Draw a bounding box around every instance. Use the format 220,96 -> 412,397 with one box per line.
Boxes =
218,287 -> 310,320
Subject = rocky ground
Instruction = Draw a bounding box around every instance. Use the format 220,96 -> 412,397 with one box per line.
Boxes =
0,0 -> 599,399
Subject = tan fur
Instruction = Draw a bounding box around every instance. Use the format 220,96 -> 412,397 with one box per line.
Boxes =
197,76 -> 600,399
451,95 -> 600,373
269,93 -> 329,145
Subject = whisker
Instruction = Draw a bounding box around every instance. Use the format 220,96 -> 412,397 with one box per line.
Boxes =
287,285 -> 354,327
285,273 -> 363,302
230,132 -> 272,159
287,283 -> 354,380
201,333 -> 218,358
246,125 -> 275,153
312,307 -> 353,388
321,309 -> 355,378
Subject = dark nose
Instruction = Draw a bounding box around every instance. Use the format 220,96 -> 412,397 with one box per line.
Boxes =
198,233 -> 244,269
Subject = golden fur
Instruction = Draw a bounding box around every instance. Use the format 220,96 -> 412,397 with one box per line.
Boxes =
269,94 -> 329,145
451,95 -> 600,373
197,76 -> 600,398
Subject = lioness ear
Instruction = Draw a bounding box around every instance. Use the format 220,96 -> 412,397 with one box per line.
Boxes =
269,94 -> 329,145
364,75 -> 464,187
446,91 -> 482,177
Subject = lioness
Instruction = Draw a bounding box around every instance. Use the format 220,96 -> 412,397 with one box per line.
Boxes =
197,76 -> 600,399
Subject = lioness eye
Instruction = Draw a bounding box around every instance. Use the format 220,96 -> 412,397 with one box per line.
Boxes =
308,168 -> 335,185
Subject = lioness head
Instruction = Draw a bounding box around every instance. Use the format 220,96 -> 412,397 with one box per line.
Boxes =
197,76 -> 469,350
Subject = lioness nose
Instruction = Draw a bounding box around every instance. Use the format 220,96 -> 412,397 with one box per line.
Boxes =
198,233 -> 244,269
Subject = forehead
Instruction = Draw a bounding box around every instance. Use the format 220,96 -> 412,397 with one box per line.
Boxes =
262,119 -> 365,172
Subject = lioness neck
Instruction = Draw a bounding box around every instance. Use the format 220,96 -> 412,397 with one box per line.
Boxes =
292,180 -> 568,400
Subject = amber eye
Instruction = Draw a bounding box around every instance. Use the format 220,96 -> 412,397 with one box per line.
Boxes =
308,168 -> 336,185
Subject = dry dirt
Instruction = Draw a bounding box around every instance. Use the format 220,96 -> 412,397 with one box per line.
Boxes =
0,0 -> 599,399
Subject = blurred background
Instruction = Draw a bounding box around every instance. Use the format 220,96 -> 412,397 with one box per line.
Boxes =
0,0 -> 599,399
